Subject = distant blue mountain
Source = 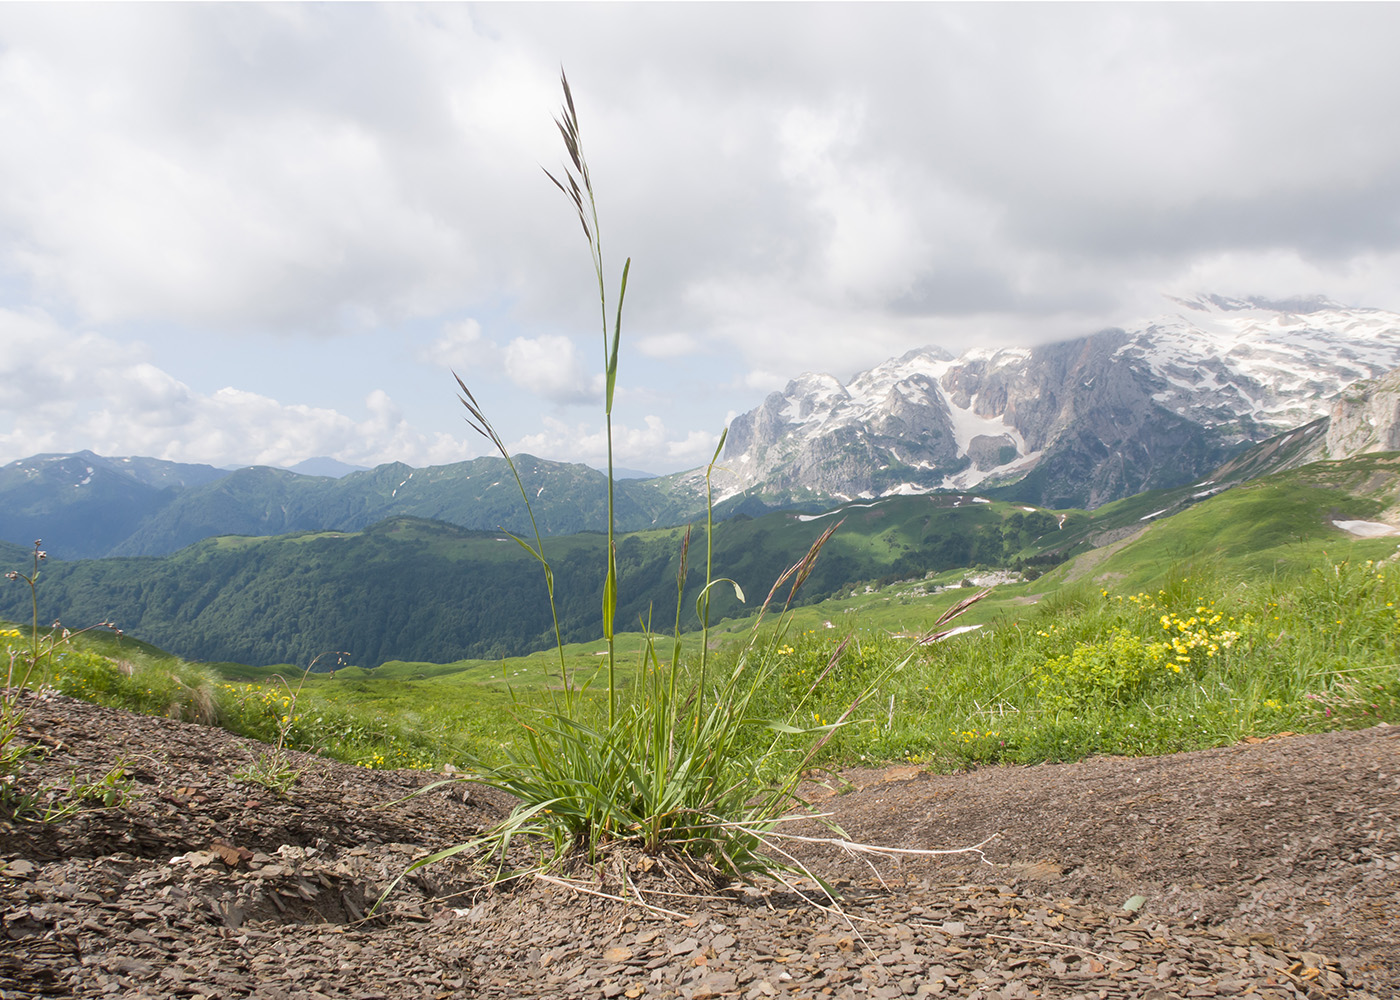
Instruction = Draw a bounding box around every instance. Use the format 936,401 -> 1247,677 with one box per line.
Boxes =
0,451 -> 712,560
286,457 -> 369,478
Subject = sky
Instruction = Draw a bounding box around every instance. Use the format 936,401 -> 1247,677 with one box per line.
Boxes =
3,4 -> 1400,476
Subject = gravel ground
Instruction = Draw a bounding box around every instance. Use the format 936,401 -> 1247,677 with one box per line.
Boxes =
2,692 -> 1396,999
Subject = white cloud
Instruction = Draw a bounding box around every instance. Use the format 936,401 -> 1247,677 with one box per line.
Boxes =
1158,249 -> 1400,319
510,414 -> 718,471
777,100 -> 932,304
667,429 -> 723,465
0,309 -> 481,469
738,370 -> 789,394
3,5 -> 1400,476
0,5 -> 561,333
636,332 -> 699,359
503,334 -> 604,406
421,319 -> 502,372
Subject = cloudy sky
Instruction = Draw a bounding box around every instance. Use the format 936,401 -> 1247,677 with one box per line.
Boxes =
3,4 -> 1400,475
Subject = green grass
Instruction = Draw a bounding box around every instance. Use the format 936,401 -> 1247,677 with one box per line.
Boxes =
213,540 -> 1400,777
817,557 -> 1400,769
12,440 -> 1400,788
0,621 -> 467,772
6,517 -> 1400,797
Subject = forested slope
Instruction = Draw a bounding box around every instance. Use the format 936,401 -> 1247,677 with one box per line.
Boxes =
0,496 -> 1069,667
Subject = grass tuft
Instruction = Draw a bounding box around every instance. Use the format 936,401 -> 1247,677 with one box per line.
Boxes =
393,72 -> 978,899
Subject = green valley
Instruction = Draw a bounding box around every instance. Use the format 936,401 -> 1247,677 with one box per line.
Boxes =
6,448 -> 1399,780
0,491 -> 1092,668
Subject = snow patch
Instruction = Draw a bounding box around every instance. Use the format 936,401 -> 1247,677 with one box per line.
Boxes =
796,498 -> 890,521
943,394 -> 1026,455
1140,508 -> 1170,521
880,482 -> 933,497
940,448 -> 1043,491
1116,301 -> 1400,432
1332,519 -> 1400,538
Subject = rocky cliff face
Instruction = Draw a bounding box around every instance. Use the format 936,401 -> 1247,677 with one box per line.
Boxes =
1325,368 -> 1400,459
722,352 -> 967,498
711,295 -> 1400,509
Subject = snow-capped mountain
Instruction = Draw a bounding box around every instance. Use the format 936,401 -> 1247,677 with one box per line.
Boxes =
711,295 -> 1400,509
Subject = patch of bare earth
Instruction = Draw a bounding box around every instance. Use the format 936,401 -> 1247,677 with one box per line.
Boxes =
2,692 -> 1396,999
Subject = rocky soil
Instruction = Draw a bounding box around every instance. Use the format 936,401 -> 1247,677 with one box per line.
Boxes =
2,692 -> 1397,999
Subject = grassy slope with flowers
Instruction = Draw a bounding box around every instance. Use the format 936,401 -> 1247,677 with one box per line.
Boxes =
5,453 -> 1400,780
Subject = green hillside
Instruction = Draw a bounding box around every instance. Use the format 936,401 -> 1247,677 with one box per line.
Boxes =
8,451 -> 1400,783
0,493 -> 1077,668
10,448 -> 1400,673
1062,452 -> 1400,591
107,455 -> 708,557
206,455 -> 1400,774
0,455 -> 184,561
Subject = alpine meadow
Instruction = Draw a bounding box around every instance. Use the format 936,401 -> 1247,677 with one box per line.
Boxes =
6,58 -> 1400,1000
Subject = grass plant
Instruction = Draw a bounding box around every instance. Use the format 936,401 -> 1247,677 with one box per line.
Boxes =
440,69 -> 771,872
391,73 -> 981,899
2,541 -> 134,822
232,651 -> 348,794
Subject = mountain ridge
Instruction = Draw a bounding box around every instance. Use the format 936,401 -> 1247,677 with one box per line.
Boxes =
9,294 -> 1400,557
0,452 -> 707,560
699,295 -> 1400,509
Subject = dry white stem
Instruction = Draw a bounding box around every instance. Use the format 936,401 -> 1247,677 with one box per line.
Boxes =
699,811 -> 835,831
982,932 -> 1111,962
629,887 -> 731,902
761,830 -> 998,864
857,847 -> 891,890
533,873 -> 687,920
762,850 -> 882,943
752,831 -> 887,972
